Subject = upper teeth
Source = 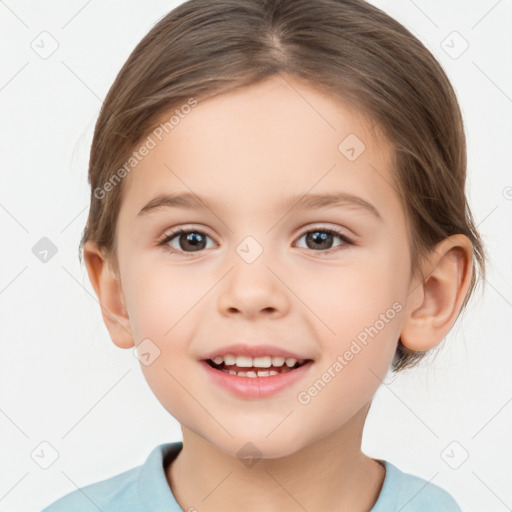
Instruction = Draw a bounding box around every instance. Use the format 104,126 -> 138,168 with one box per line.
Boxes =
212,355 -> 302,368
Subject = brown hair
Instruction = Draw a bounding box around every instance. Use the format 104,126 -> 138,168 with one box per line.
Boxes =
79,0 -> 486,372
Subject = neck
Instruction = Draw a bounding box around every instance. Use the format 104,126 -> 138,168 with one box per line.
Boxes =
166,403 -> 385,512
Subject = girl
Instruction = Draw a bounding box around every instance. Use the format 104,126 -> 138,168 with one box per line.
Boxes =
43,0 -> 485,510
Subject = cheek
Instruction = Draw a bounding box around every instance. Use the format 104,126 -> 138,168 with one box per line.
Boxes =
296,305 -> 402,436
296,247 -> 406,405
120,261 -> 209,402
297,246 -> 408,342
122,259 -> 201,342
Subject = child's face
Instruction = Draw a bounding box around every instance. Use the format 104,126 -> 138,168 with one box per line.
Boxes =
113,75 -> 416,457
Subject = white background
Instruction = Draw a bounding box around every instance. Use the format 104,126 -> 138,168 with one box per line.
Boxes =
0,1 -> 511,511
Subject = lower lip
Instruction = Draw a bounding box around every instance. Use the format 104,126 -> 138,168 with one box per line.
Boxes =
200,360 -> 313,399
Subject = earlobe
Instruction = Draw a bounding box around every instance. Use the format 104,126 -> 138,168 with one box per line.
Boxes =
82,241 -> 135,349
400,234 -> 473,352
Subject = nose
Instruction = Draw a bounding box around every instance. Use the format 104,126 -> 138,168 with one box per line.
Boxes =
217,257 -> 290,320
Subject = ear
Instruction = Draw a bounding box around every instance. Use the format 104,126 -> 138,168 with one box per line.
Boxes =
83,240 -> 135,349
400,234 -> 473,352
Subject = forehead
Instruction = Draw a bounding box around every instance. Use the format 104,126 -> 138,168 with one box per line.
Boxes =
119,74 -> 398,220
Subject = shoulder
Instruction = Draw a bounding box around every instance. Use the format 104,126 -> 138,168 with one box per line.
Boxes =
372,460 -> 463,512
40,443 -> 182,512
40,464 -> 140,512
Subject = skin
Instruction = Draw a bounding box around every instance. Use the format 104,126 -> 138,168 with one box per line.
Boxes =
84,74 -> 473,511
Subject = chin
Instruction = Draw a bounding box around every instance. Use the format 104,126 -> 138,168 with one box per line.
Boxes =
212,432 -> 307,462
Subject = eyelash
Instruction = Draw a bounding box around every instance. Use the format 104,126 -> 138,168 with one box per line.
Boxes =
157,227 -> 354,257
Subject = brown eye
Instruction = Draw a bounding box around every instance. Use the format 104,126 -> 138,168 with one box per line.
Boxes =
295,228 -> 352,253
160,229 -> 215,254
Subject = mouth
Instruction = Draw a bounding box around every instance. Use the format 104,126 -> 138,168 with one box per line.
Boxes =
204,355 -> 311,378
200,353 -> 314,398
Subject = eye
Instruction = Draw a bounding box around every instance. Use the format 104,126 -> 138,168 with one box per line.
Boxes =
294,227 -> 353,254
158,226 -> 353,257
158,228 -> 216,255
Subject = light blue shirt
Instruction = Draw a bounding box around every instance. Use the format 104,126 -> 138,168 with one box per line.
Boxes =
41,442 -> 462,511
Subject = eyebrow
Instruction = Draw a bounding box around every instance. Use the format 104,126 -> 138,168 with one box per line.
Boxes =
137,191 -> 382,220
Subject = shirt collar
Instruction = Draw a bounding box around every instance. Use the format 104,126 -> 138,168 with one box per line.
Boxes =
136,443 -> 394,511
137,442 -> 183,510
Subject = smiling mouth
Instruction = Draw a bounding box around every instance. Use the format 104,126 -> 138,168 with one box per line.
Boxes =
205,357 -> 311,378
